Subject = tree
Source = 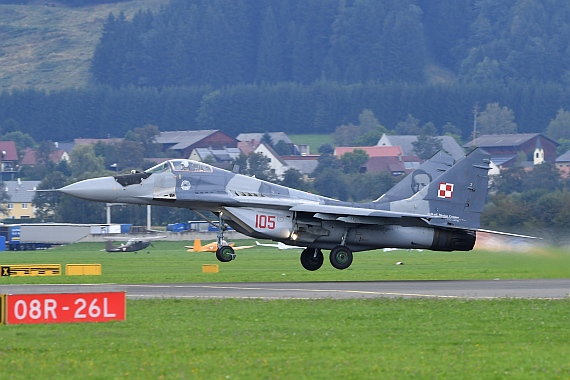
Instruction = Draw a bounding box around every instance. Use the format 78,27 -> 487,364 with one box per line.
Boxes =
247,152 -> 277,182
0,181 -> 9,218
36,140 -> 56,166
478,103 -> 517,135
69,144 -> 106,179
546,108 -> 570,140
0,131 -> 35,153
358,109 -> 381,135
116,140 -> 145,171
482,193 -> 533,229
312,167 -> 348,201
274,140 -> 291,156
333,123 -> 359,146
347,172 -> 398,202
354,128 -> 385,146
490,166 -> 525,194
124,124 -> 161,157
395,114 -> 421,135
232,152 -> 278,183
413,134 -> 443,160
354,109 -> 389,146
522,162 -> 562,193
334,109 -> 388,147
260,133 -> 274,148
340,149 -> 369,174
33,172 -> 67,222
281,168 -> 307,191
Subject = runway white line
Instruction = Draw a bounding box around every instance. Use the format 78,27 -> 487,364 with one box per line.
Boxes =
123,284 -> 507,300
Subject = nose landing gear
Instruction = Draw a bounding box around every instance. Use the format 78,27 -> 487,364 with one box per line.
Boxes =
300,247 -> 324,271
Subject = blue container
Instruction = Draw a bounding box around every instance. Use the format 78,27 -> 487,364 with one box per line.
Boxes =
167,223 -> 187,232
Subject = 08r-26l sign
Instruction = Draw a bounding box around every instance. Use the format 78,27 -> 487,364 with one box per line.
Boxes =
3,292 -> 126,324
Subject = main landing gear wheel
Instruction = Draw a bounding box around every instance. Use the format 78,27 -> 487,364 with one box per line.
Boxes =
216,245 -> 235,262
300,248 -> 324,271
330,245 -> 353,270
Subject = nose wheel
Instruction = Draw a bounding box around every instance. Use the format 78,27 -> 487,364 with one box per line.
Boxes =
216,245 -> 235,262
300,248 -> 324,271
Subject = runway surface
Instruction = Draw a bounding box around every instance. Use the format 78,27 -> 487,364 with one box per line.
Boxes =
1,279 -> 569,300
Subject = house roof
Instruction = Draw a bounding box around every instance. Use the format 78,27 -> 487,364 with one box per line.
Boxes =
4,180 -> 41,203
237,132 -> 293,145
0,141 -> 18,161
156,130 -> 222,150
254,143 -> 288,166
21,148 -> 68,166
365,156 -> 407,174
55,142 -> 75,152
334,146 -> 403,158
556,150 -> 570,163
490,154 -> 518,166
282,156 -> 320,175
377,134 -> 465,161
463,133 -> 559,148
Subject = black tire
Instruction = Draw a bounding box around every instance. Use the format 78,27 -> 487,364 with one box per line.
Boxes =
216,245 -> 235,262
329,246 -> 353,270
300,248 -> 324,271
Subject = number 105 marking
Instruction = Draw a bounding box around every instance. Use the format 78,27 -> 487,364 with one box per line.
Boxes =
255,214 -> 276,229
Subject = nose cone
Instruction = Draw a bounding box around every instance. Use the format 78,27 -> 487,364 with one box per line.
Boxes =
60,176 -> 119,203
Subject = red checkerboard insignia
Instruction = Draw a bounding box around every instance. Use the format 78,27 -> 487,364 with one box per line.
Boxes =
438,182 -> 454,199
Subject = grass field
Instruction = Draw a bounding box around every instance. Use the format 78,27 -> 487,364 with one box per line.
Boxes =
0,241 -> 569,284
1,242 -> 569,379
288,134 -> 333,154
1,298 -> 568,379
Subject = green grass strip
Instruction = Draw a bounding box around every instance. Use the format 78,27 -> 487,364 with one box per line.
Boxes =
1,298 -> 569,379
1,241 -> 569,284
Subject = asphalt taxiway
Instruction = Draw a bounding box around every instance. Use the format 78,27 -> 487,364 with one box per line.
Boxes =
1,279 -> 569,300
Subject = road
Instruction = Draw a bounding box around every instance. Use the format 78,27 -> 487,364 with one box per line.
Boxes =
1,279 -> 569,300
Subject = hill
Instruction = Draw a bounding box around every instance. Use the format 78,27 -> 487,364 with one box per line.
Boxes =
0,0 -> 169,91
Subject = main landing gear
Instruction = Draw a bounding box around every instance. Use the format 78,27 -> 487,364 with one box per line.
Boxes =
299,245 -> 353,271
329,245 -> 353,270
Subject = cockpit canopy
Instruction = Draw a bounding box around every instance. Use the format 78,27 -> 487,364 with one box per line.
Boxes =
145,159 -> 214,174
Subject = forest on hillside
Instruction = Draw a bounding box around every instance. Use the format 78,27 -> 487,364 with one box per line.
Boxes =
2,0 -> 570,142
92,0 -> 570,87
0,0 -> 129,5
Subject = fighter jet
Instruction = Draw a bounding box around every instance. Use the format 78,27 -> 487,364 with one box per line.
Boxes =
58,148 -> 525,271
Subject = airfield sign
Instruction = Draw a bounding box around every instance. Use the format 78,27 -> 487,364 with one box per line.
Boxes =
2,292 -> 126,324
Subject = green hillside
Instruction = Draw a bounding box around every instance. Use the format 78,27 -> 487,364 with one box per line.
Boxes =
0,0 -> 169,91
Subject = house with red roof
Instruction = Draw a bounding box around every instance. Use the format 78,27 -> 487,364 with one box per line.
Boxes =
334,146 -> 422,176
21,148 -> 70,167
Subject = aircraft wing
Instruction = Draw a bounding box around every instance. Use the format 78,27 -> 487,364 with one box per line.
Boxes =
289,203 -> 441,222
232,245 -> 255,250
255,241 -> 278,247
256,241 -> 302,250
